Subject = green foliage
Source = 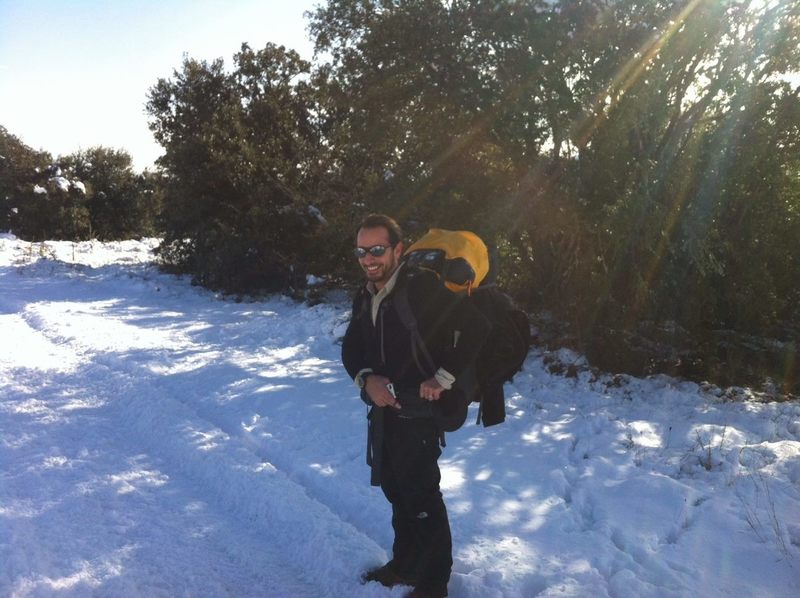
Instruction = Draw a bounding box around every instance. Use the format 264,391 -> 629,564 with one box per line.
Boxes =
0,126 -> 91,240
303,0 -> 800,366
59,147 -> 163,239
560,0 -> 800,338
146,44 -> 328,293
1,127 -> 162,241
308,0 -> 571,233
1,126 -> 53,237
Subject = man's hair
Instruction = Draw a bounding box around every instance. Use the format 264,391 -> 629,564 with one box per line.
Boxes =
357,213 -> 403,246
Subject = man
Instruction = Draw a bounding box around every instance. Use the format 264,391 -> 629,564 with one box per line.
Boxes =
342,214 -> 489,598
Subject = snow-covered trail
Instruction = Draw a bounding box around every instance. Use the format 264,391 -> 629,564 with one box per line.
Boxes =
0,360 -> 320,597
0,262 -> 366,596
1,237 -> 799,598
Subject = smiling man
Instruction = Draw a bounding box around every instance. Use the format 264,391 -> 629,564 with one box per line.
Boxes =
342,214 -> 489,598
356,219 -> 403,289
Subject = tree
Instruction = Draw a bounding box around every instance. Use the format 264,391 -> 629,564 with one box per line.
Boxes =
563,0 -> 800,336
0,127 -> 91,241
147,43 -> 327,293
2,128 -> 161,241
0,125 -> 53,236
309,1 -> 542,231
308,0 -> 800,387
59,146 -> 162,239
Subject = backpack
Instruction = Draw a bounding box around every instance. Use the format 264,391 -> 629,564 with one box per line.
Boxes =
396,228 -> 532,429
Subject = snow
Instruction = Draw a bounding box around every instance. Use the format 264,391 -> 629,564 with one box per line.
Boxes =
1,235 -> 798,597
49,176 -> 71,192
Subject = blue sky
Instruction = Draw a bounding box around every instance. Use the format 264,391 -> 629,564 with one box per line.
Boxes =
0,0 -> 317,171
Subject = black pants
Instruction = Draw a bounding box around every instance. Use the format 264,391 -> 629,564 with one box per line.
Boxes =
380,411 -> 452,594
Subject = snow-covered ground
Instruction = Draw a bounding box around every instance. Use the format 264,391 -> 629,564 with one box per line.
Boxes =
1,234 -> 798,598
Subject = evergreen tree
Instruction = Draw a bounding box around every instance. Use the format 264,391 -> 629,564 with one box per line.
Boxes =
146,43 -> 326,293
0,126 -> 53,236
60,147 -> 162,239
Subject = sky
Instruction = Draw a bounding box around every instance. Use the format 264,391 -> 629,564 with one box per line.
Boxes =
0,0 -> 318,172
1,234 -> 799,596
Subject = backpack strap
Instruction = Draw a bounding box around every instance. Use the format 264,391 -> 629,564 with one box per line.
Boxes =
393,278 -> 448,447
393,279 -> 437,377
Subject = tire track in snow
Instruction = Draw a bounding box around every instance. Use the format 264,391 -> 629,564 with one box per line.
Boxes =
128,364 -> 390,553
1,292 -> 384,596
0,332 -> 324,596
19,292 -> 392,564
71,355 -> 388,596
9,279 -> 395,566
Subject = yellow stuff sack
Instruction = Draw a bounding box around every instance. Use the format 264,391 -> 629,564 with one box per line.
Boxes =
404,228 -> 490,293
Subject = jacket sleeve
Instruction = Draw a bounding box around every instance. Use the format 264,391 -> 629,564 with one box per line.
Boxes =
341,291 -> 368,381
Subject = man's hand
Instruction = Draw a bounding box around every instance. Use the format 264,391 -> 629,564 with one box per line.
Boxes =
365,374 -> 401,409
419,377 -> 445,401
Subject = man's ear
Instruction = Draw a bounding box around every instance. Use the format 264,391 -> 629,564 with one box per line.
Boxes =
394,241 -> 404,258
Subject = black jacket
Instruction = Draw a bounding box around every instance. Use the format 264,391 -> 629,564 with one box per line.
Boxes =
342,266 -> 490,393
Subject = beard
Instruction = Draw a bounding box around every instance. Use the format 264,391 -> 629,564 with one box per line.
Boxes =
363,258 -> 397,286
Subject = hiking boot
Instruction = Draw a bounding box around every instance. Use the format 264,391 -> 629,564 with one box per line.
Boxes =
361,563 -> 417,588
406,587 -> 448,598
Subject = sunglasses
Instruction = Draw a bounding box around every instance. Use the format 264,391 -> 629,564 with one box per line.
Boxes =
354,244 -> 393,259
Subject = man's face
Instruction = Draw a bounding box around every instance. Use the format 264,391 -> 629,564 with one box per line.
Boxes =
356,226 -> 404,289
